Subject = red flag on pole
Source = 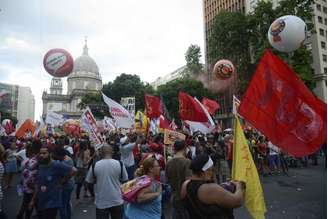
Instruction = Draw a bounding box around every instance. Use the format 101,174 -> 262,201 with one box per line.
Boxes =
201,97 -> 220,115
145,94 -> 162,118
238,49 -> 327,157
179,92 -> 208,122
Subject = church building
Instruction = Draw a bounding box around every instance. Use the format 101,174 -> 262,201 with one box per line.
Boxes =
42,40 -> 102,119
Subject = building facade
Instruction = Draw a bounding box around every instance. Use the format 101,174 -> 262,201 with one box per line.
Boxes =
202,0 -> 246,128
203,0 -> 246,71
0,82 -> 19,120
151,66 -> 187,90
0,82 -> 35,126
42,41 -> 103,119
311,0 -> 327,102
17,86 -> 35,127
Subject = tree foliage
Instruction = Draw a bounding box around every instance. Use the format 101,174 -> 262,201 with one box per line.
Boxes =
208,0 -> 315,93
185,44 -> 203,75
79,74 -> 155,118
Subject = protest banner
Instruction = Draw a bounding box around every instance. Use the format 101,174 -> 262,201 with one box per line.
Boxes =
164,129 -> 186,145
81,107 -> 103,149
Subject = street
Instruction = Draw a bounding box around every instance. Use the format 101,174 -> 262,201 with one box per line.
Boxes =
3,159 -> 327,219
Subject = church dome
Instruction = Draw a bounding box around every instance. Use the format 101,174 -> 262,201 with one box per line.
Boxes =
68,40 -> 101,79
73,54 -> 99,74
67,39 -> 102,95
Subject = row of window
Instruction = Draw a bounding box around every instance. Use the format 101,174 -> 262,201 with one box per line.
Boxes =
318,16 -> 327,25
316,3 -> 327,14
319,28 -> 327,36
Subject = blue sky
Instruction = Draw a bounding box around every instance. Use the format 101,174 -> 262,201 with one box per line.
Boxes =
0,0 -> 205,120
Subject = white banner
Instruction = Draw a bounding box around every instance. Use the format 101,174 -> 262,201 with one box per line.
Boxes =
102,93 -> 134,129
81,107 -> 103,149
103,116 -> 116,131
185,120 -> 215,135
45,111 -> 64,126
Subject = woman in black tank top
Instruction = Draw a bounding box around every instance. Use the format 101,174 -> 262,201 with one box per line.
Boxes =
180,154 -> 245,219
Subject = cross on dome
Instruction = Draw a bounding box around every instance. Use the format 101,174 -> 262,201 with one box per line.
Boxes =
83,36 -> 88,55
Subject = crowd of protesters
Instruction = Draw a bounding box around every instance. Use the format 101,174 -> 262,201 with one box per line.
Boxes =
0,124 -> 325,219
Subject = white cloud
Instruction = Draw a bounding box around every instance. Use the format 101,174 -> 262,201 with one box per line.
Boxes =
0,0 -> 205,120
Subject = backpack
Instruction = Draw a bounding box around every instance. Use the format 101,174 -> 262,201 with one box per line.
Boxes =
121,175 -> 152,203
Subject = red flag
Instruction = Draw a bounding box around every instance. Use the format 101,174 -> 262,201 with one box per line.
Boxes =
159,115 -> 171,130
145,94 -> 163,118
238,49 -> 327,157
179,92 -> 208,122
16,119 -> 36,138
201,97 -> 220,115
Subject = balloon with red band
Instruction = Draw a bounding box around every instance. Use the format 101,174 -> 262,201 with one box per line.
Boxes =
43,48 -> 74,77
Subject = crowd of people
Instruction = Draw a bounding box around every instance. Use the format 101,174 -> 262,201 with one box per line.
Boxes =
0,125 -> 325,219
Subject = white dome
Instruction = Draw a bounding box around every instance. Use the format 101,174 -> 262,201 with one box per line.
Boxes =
73,55 -> 99,74
68,41 -> 101,80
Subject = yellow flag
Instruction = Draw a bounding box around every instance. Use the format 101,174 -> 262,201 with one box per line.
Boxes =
232,116 -> 267,219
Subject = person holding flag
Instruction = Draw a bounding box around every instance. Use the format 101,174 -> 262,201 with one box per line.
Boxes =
180,154 -> 245,218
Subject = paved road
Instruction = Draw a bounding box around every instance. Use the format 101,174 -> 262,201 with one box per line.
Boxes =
4,159 -> 327,219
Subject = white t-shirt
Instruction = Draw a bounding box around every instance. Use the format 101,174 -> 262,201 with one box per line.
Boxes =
120,142 -> 136,167
268,141 -> 279,155
85,159 -> 128,209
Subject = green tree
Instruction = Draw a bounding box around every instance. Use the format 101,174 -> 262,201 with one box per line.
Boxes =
79,73 -> 155,118
248,0 -> 315,88
208,11 -> 251,93
208,0 -> 315,93
156,78 -> 216,123
185,44 -> 203,76
78,92 -> 109,119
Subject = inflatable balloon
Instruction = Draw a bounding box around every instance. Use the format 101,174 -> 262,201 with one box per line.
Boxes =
43,48 -> 74,77
212,59 -> 235,80
268,15 -> 307,53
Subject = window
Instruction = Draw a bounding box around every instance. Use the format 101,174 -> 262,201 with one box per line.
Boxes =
323,54 -> 327,62
323,6 -> 327,14
321,41 -> 326,49
317,4 -> 321,11
325,18 -> 327,25
318,16 -> 323,23
320,28 -> 325,36
324,67 -> 327,74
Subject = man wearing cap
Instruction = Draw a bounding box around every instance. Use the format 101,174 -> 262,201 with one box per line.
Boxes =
165,140 -> 192,219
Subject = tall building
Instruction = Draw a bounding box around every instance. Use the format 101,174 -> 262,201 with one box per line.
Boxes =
0,82 -> 35,126
17,86 -> 35,127
311,0 -> 327,102
202,0 -> 246,128
0,82 -> 19,119
42,40 -> 103,119
203,0 -> 246,71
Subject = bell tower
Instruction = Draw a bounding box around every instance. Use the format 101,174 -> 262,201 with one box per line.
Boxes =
50,77 -> 63,95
